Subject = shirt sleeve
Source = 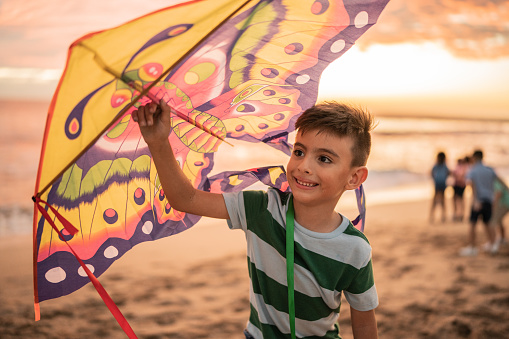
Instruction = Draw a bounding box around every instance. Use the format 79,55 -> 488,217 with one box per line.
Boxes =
223,191 -> 247,232
344,256 -> 379,311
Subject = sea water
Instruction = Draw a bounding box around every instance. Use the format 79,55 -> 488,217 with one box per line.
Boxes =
1,100 -> 508,235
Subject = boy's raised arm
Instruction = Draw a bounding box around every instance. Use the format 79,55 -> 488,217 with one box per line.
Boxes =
132,100 -> 229,220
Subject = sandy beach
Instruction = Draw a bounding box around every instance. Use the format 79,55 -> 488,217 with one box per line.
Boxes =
1,198 -> 508,339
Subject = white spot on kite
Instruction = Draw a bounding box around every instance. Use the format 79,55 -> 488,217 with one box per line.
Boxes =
78,264 -> 95,277
296,74 -> 310,85
331,39 -> 346,53
142,220 -> 154,234
354,11 -> 369,28
45,267 -> 66,283
104,245 -> 119,259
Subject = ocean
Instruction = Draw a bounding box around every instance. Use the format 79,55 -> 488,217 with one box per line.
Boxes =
1,100 -> 508,236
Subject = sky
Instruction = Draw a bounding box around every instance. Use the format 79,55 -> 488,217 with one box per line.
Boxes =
0,0 -> 508,120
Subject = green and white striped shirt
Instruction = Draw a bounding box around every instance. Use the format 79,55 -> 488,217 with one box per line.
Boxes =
224,188 -> 378,339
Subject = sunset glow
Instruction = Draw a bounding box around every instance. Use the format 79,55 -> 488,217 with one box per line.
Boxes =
0,0 -> 508,119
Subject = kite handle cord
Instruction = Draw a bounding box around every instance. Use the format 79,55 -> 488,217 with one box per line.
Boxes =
286,197 -> 296,339
284,189 -> 364,339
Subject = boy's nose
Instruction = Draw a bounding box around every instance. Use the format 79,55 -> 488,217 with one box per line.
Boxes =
297,157 -> 312,174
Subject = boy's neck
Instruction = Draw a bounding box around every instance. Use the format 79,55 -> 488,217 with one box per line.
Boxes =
292,201 -> 343,233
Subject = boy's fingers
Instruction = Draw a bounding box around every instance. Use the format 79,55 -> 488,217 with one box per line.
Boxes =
146,105 -> 154,126
157,100 -> 174,126
136,105 -> 148,127
148,101 -> 158,114
160,99 -> 173,115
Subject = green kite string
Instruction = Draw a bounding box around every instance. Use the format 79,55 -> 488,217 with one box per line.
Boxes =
286,196 -> 296,339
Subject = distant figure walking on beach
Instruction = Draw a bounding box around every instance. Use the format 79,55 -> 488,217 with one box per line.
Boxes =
460,150 -> 498,256
452,157 -> 469,222
430,151 -> 449,223
492,176 -> 509,247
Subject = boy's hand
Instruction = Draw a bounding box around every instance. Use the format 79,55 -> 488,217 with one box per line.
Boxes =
132,99 -> 173,145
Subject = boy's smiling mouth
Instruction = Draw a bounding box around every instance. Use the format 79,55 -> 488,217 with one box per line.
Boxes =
295,178 -> 318,187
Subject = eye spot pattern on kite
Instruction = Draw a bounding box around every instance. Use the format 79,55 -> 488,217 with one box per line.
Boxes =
134,188 -> 145,205
261,68 -> 279,78
237,104 -> 256,113
278,98 -> 291,104
110,88 -> 132,108
68,118 -> 80,137
330,39 -> 346,53
139,63 -> 163,81
296,74 -> 310,85
58,228 -> 74,242
355,11 -> 369,28
45,267 -> 66,284
78,264 -> 95,277
311,0 -> 330,15
274,113 -> 285,121
263,89 -> 276,96
104,246 -> 119,259
235,125 -> 245,132
142,221 -> 153,234
258,123 -> 269,130
284,43 -> 304,55
159,190 -> 165,201
103,209 -> 118,224
165,203 -> 172,214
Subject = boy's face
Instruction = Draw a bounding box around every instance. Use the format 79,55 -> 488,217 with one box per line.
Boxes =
287,129 -> 365,209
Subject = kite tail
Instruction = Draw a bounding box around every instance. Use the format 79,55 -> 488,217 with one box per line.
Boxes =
352,184 -> 366,232
33,197 -> 138,339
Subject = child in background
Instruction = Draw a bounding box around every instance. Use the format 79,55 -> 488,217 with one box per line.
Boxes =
133,100 -> 379,339
429,152 -> 450,223
452,157 -> 468,222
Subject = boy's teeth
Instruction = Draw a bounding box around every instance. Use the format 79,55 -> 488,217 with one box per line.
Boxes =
297,179 -> 316,187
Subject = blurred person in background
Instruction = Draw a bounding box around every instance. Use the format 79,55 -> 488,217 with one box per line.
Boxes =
452,157 -> 469,222
492,176 -> 509,246
460,150 -> 498,256
430,151 -> 450,224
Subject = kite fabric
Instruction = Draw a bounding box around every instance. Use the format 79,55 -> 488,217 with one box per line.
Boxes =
33,0 -> 389,332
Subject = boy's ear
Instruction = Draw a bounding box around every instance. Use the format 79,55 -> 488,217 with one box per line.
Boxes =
346,166 -> 368,190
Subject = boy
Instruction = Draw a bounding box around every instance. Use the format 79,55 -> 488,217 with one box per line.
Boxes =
133,100 -> 379,338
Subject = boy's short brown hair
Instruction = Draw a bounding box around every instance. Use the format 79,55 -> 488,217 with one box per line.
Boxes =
295,101 -> 375,167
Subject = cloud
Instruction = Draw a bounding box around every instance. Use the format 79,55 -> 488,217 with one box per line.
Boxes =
0,0 -> 507,70
359,0 -> 509,59
0,0 -> 186,68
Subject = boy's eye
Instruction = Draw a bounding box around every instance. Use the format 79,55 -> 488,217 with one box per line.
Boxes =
318,155 -> 332,163
293,149 -> 304,157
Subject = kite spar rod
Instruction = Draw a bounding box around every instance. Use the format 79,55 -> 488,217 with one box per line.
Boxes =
36,0 -> 254,197
82,49 -> 232,146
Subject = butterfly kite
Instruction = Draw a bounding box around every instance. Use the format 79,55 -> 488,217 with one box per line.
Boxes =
33,0 -> 389,336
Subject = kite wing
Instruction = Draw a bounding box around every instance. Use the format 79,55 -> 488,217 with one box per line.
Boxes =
34,0 -> 388,319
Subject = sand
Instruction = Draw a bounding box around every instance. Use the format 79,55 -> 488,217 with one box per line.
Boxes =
1,199 -> 508,339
